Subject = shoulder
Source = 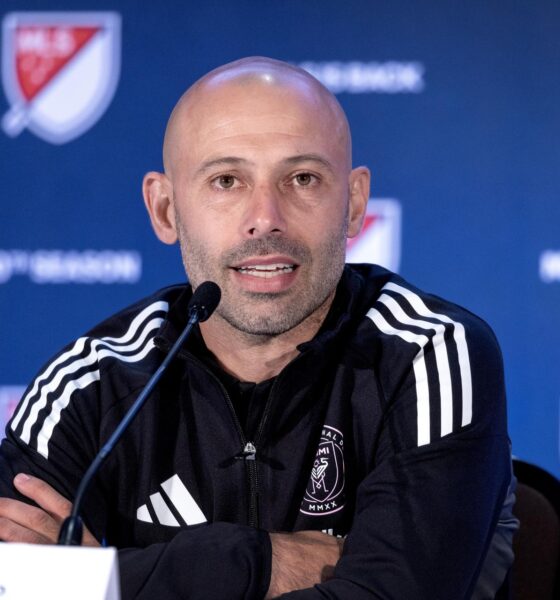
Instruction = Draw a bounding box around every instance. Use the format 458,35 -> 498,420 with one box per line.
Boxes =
82,284 -> 186,339
47,284 -> 187,379
345,264 -> 501,365
7,285 -> 189,458
344,264 -> 506,444
34,284 -> 188,381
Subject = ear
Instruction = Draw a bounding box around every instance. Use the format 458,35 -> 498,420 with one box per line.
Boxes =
142,171 -> 178,245
346,166 -> 370,238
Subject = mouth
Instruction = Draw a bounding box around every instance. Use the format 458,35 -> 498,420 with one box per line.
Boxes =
234,263 -> 297,278
229,256 -> 300,292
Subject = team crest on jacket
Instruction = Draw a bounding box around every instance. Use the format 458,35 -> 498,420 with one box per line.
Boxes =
300,425 -> 345,516
1,12 -> 121,144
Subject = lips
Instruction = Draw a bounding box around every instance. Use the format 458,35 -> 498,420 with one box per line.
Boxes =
231,254 -> 299,277
235,263 -> 296,278
229,255 -> 300,292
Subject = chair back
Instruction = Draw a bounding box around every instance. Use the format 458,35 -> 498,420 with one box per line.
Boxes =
511,459 -> 560,600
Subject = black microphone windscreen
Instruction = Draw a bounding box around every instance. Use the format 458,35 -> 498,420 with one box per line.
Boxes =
188,281 -> 221,322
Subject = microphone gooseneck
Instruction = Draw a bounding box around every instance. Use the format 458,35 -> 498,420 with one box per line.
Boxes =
58,281 -> 221,545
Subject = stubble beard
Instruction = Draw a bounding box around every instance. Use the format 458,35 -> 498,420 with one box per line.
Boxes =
176,218 -> 348,338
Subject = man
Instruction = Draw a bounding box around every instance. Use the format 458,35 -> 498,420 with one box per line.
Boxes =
0,57 -> 516,598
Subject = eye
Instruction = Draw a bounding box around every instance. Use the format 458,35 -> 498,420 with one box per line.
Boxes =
293,172 -> 317,186
214,174 -> 237,189
209,173 -> 241,191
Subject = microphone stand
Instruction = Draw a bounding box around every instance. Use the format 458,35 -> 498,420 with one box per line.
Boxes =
58,310 -> 200,545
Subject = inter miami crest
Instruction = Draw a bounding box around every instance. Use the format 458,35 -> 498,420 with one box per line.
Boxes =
1,12 -> 121,144
300,425 -> 345,516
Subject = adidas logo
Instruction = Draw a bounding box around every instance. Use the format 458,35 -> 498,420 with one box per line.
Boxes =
136,474 -> 207,527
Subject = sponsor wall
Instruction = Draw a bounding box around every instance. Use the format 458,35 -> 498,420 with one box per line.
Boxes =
1,0 -> 559,477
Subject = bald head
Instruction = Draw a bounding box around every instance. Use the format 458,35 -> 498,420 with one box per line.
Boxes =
162,57 -> 351,177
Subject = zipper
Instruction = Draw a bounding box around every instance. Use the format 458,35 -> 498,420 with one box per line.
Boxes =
243,376 -> 282,528
201,362 -> 282,529
154,338 -> 289,529
178,353 -> 266,528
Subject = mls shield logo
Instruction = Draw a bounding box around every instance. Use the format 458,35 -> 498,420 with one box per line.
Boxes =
300,425 -> 345,516
346,198 -> 402,272
1,12 -> 121,144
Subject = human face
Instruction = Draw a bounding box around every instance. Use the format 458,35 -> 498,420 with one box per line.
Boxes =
168,80 -> 364,337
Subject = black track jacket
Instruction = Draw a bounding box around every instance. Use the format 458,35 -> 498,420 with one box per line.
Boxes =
0,264 -> 516,599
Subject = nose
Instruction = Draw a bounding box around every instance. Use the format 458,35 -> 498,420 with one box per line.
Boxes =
242,183 -> 287,238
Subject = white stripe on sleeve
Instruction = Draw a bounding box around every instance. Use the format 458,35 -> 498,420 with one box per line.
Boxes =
20,317 -> 164,448
12,300 -> 168,435
383,282 -> 472,426
377,293 -> 454,437
367,307 -> 432,446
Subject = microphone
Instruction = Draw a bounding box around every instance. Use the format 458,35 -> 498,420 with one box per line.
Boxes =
187,280 -> 221,322
58,281 -> 221,545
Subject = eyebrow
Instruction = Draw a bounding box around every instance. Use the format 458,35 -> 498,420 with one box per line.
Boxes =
195,153 -> 335,177
281,154 -> 335,173
195,157 -> 252,177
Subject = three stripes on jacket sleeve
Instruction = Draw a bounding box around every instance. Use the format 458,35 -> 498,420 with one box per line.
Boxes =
10,301 -> 169,459
366,282 -> 472,447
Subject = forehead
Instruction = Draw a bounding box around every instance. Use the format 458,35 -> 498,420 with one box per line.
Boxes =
166,77 -> 348,173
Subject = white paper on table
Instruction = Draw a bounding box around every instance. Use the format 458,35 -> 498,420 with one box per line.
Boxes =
0,543 -> 120,599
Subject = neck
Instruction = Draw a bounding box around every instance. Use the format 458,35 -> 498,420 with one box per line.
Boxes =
199,291 -> 335,382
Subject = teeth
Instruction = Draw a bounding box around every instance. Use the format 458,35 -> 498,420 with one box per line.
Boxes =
244,263 -> 292,271
237,263 -> 295,277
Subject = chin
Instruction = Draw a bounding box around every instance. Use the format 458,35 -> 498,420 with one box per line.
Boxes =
222,304 -> 315,337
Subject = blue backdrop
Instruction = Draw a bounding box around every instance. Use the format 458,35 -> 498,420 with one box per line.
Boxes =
1,0 -> 559,477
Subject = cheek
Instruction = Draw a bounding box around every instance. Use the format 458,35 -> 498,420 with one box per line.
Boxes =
311,204 -> 349,239
178,200 -> 236,241
177,218 -> 231,271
